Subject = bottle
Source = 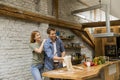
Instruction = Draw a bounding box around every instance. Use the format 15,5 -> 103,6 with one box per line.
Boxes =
72,53 -> 76,60
56,30 -> 60,36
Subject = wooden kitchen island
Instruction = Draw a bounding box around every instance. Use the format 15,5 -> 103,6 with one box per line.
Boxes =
42,60 -> 120,80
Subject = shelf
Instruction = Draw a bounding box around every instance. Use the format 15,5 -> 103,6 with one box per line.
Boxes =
64,46 -> 85,49
72,59 -> 81,65
60,37 -> 74,40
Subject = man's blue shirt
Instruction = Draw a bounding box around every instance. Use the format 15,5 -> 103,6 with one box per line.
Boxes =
44,38 -> 65,70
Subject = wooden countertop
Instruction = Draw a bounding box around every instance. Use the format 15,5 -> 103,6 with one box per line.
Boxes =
42,60 -> 120,80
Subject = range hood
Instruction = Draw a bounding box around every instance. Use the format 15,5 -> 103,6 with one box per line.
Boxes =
72,0 -> 120,38
93,33 -> 119,38
93,0 -> 119,38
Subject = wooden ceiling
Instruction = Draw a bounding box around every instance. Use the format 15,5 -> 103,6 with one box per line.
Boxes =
82,20 -> 120,28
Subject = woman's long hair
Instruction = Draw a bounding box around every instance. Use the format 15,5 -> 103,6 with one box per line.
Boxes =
30,31 -> 39,43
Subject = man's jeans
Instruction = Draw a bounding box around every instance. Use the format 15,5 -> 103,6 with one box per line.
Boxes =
31,64 -> 44,80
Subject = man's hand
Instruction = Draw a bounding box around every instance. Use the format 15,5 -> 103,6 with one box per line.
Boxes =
59,57 -> 64,63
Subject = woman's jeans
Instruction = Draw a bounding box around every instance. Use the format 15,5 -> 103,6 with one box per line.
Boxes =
31,64 -> 44,80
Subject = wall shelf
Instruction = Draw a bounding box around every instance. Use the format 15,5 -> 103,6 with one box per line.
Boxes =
64,46 -> 85,49
60,37 -> 74,40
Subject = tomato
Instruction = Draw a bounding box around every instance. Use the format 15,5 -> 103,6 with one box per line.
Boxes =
83,61 -> 95,66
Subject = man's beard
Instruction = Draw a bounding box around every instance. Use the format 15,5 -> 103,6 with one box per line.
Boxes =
51,37 -> 57,42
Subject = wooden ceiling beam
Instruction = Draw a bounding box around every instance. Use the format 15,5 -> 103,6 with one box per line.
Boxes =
82,20 -> 120,28
84,29 -> 95,45
0,3 -> 82,30
53,0 -> 59,18
72,30 -> 95,49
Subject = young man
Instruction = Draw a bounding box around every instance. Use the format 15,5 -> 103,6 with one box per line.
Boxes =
44,28 -> 66,71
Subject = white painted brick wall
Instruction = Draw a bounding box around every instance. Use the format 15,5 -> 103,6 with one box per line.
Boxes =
0,0 -> 49,80
38,23 -> 49,39
0,16 -> 48,80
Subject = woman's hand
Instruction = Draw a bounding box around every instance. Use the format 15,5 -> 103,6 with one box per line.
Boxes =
42,39 -> 46,43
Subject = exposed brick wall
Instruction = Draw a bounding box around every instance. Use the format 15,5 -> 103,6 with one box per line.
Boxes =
0,0 -> 49,80
58,0 -> 85,23
0,17 -> 48,80
0,0 -> 48,15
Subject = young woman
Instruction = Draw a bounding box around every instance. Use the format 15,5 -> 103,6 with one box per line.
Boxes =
29,31 -> 46,80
